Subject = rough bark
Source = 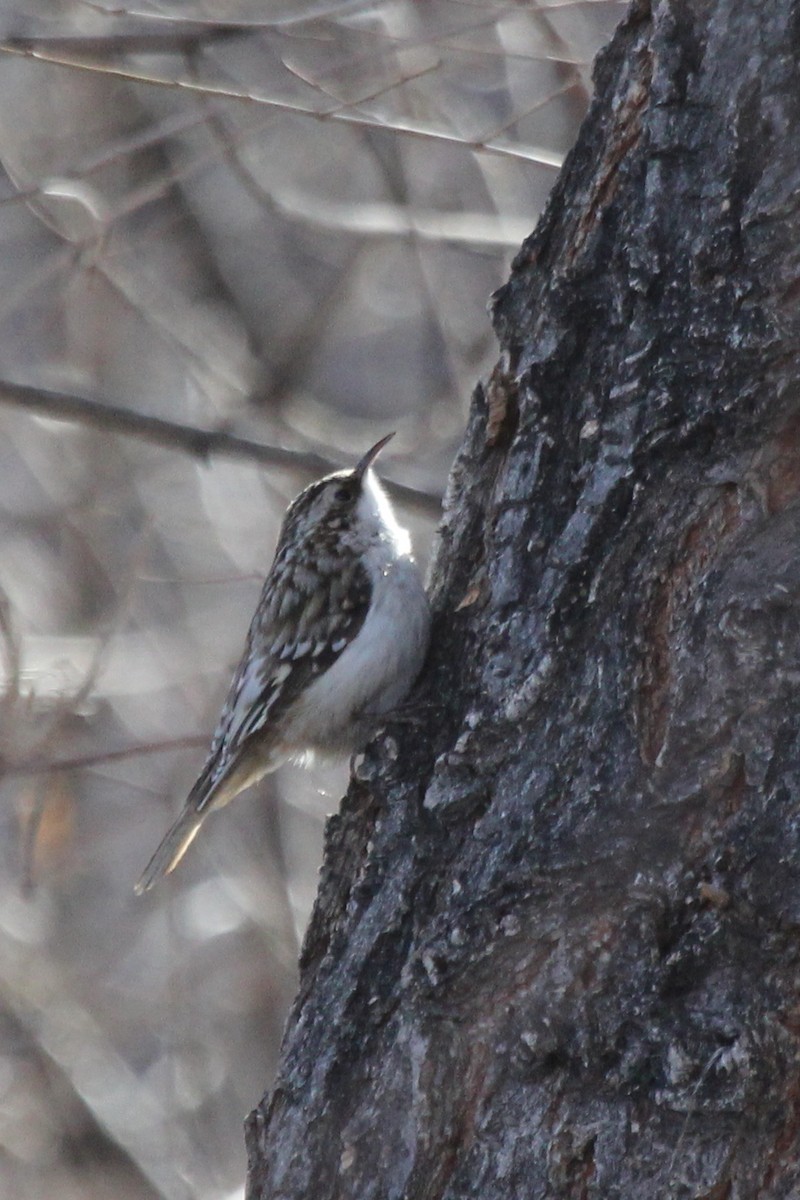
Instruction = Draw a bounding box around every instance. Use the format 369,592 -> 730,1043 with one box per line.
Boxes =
246,1 -> 800,1195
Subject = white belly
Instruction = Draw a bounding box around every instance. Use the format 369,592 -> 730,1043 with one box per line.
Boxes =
287,555 -> 430,752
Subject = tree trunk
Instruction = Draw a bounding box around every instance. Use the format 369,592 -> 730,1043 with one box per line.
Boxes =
245,1 -> 800,1195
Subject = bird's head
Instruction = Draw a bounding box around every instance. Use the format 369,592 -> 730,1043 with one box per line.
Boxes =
279,433 -> 401,555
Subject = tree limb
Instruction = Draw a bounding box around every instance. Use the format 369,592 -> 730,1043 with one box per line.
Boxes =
0,379 -> 442,514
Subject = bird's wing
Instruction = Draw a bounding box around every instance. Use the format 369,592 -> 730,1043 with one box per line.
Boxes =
190,552 -> 372,812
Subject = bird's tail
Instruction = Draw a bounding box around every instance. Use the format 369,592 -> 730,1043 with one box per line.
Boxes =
134,806 -> 205,895
134,745 -> 269,894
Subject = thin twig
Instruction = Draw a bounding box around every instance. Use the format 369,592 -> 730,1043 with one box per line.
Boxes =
6,735 -> 209,778
0,379 -> 443,514
0,40 -> 565,170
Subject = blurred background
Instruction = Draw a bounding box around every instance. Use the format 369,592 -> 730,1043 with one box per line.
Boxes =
0,1 -> 625,1197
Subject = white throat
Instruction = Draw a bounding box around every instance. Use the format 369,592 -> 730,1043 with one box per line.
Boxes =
358,469 -> 412,561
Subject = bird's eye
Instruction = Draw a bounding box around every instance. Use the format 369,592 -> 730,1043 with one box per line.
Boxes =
335,483 -> 354,502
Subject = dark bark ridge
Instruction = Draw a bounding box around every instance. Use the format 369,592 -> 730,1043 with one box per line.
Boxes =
247,1 -> 800,1196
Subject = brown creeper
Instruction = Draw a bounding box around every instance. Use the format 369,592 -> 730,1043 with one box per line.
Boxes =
135,434 -> 430,893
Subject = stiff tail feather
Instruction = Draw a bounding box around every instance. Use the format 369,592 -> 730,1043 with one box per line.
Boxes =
134,745 -> 272,894
134,807 -> 205,895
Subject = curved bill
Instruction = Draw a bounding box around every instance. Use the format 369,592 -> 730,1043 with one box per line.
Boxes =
354,431 -> 395,480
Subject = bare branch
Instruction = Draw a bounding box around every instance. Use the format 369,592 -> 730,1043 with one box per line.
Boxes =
5,735 -> 208,778
0,40 -> 566,170
0,379 -> 443,514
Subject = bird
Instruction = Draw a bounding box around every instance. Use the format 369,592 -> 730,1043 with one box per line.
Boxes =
135,433 -> 430,893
